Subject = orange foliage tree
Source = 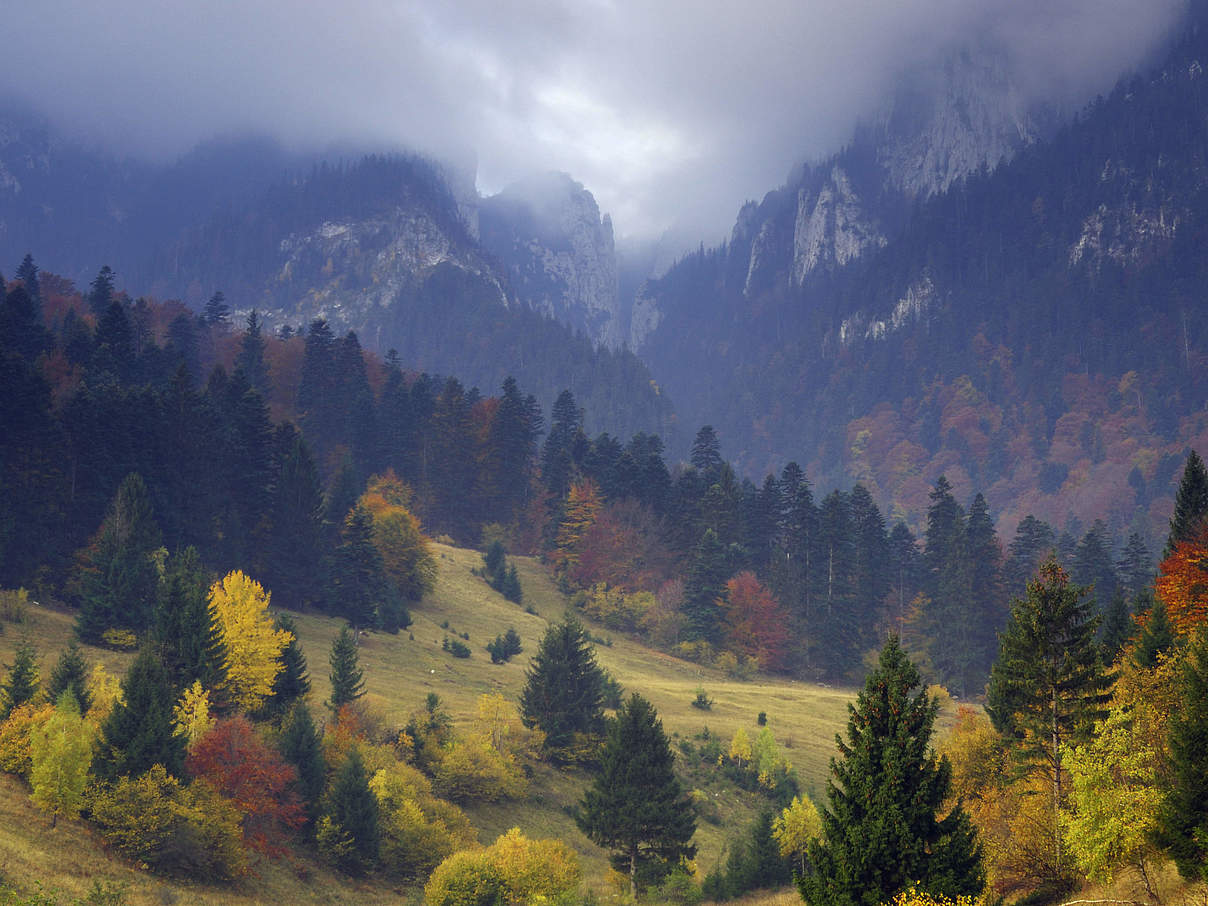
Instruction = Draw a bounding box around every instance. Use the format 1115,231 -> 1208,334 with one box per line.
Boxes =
723,571 -> 790,672
186,716 -> 306,854
1155,529 -> 1208,634
550,479 -> 603,575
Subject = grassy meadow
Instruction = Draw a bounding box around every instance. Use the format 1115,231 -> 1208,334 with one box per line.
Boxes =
0,543 -> 895,903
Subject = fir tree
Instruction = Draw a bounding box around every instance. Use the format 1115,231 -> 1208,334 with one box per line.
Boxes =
519,614 -> 605,757
1,640 -> 39,721
46,641 -> 90,715
152,546 -> 226,693
15,253 -> 39,304
1117,532 -> 1155,600
1099,591 -> 1133,662
1133,596 -> 1176,668
683,528 -> 733,645
87,265 -> 116,317
800,638 -> 983,906
1167,450 -> 1208,556
235,309 -> 269,394
577,693 -> 696,898
327,504 -> 386,630
202,291 -> 230,327
322,748 -> 380,873
94,647 -> 185,782
328,626 -> 365,711
260,613 -> 311,722
986,558 -> 1112,882
279,703 -> 326,825
1155,626 -> 1208,880
257,425 -> 325,610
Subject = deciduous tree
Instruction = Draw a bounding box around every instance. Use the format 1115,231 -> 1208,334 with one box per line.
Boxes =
30,692 -> 93,827
208,570 -> 291,713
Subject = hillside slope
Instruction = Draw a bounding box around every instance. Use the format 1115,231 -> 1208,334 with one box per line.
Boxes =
0,545 -> 863,902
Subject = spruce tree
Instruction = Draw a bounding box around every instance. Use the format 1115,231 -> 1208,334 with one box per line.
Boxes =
323,748 -> 380,873
94,647 -> 185,782
327,504 -> 386,630
260,613 -> 311,722
800,638 -> 983,906
280,703 -> 326,825
578,693 -> 696,898
46,641 -> 90,715
683,528 -> 733,646
1,640 -> 39,721
1099,591 -> 1133,661
520,614 -> 605,757
152,546 -> 225,692
1133,596 -> 1176,668
986,558 -> 1111,882
1167,450 -> 1208,555
235,309 -> 269,395
1155,626 -> 1208,879
327,626 -> 365,711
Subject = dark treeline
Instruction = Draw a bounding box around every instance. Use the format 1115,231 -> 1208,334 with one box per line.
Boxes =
0,259 -> 1155,690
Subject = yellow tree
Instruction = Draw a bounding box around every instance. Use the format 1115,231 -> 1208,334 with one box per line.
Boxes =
209,571 -> 292,713
173,680 -> 213,748
551,479 -> 603,574
359,471 -> 437,601
728,727 -> 752,767
30,692 -> 94,827
773,795 -> 823,875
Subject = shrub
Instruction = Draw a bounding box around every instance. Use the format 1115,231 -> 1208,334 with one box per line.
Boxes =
691,688 -> 713,710
425,828 -> 580,906
0,703 -> 55,778
434,736 -> 526,803
0,588 -> 29,624
443,638 -> 471,659
486,628 -> 524,664
99,629 -> 137,651
371,762 -> 476,880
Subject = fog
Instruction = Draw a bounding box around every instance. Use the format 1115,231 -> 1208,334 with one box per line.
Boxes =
1,0 -> 1188,242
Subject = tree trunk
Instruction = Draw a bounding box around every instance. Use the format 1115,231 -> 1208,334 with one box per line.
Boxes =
1051,684 -> 1062,873
630,846 -> 638,900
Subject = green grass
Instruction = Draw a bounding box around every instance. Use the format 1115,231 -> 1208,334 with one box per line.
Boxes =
0,544 -> 870,901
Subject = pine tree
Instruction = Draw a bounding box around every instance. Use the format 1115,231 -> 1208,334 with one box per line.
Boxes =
94,647 -> 185,782
328,626 -> 365,711
1167,450 -> 1208,556
1133,597 -> 1176,668
577,693 -> 696,897
328,504 -> 387,630
73,472 -> 163,641
1,640 -> 39,721
322,748 -> 380,873
519,615 -> 605,757
985,558 -> 1112,882
46,642 -> 90,715
800,638 -> 983,906
260,613 -> 311,722
1155,626 -> 1208,880
279,703 -> 326,824
152,546 -> 226,693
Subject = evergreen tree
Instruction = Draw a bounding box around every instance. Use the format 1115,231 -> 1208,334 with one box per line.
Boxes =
1133,596 -> 1176,668
1099,590 -> 1133,661
541,389 -> 585,497
1116,532 -> 1155,600
1155,626 -> 1208,880
800,638 -> 983,906
1,640 -> 39,721
683,528 -> 734,645
87,265 -> 116,317
986,558 -> 1112,882
964,492 -> 1007,689
1167,450 -> 1208,555
257,424 -> 325,610
94,647 -> 185,782
849,484 -> 890,649
202,291 -> 230,327
279,703 -> 326,825
922,477 -> 975,695
812,490 -> 858,679
690,425 -> 724,480
1072,520 -> 1119,605
577,693 -> 696,898
74,472 -> 163,641
0,284 -> 49,362
260,613 -> 311,722
152,546 -> 226,693
328,626 -> 365,711
1004,514 -> 1055,596
15,253 -> 39,304
46,641 -> 90,715
235,309 -> 269,394
327,504 -> 387,629
322,748 -> 380,874
519,614 -> 606,757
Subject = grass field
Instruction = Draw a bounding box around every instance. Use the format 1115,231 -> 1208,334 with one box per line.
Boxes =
0,544 -> 894,903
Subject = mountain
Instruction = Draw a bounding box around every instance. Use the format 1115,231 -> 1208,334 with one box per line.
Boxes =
632,12 -> 1208,545
0,122 -> 676,444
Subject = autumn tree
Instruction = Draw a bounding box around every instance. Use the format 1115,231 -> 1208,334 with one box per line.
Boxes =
773,795 -> 823,876
424,827 -> 581,906
578,693 -> 696,897
209,570 -> 292,713
1154,527 -> 1208,633
550,479 -> 603,575
187,716 -> 306,854
723,571 -> 791,672
519,615 -> 605,759
801,637 -> 983,906
30,692 -> 94,827
358,470 -> 435,609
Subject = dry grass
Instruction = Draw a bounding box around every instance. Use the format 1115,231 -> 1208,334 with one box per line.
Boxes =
0,545 -> 861,901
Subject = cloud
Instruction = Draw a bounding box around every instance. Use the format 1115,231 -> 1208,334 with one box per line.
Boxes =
0,0 -> 1188,242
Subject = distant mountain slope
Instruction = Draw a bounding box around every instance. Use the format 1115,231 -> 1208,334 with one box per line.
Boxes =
636,13 -> 1208,542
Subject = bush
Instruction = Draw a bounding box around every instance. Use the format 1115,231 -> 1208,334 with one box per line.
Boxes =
371,762 -> 476,880
433,736 -> 527,803
442,638 -> 471,659
486,628 -> 524,664
0,703 -> 55,778
691,688 -> 713,710
425,828 -> 581,906
88,766 -> 247,879
99,629 -> 137,651
0,589 -> 29,624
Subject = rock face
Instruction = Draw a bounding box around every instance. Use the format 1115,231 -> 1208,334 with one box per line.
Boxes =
479,172 -> 623,349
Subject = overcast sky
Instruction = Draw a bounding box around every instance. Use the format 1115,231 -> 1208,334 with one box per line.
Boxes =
1,0 -> 1188,242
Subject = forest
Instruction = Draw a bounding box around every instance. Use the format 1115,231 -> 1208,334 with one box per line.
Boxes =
3,257 -> 1208,905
